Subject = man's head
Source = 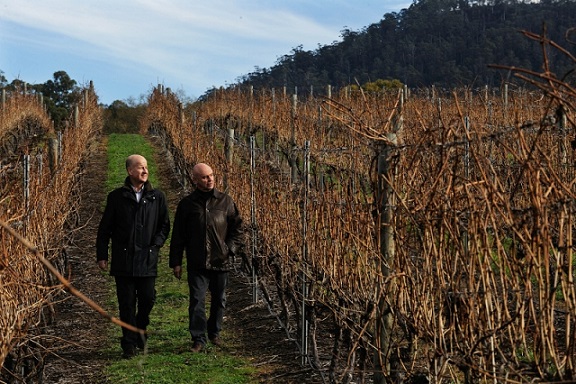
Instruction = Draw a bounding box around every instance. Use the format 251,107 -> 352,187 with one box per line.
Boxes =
192,163 -> 214,192
126,154 -> 148,188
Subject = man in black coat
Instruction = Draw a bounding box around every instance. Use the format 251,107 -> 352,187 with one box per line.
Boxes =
169,162 -> 243,353
96,154 -> 170,358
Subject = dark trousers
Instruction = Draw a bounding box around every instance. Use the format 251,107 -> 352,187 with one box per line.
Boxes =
115,276 -> 156,351
187,269 -> 228,344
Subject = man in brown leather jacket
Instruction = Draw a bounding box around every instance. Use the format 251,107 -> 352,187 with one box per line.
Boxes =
169,163 -> 243,352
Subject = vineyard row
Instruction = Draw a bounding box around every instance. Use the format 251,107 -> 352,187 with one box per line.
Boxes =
142,83 -> 576,383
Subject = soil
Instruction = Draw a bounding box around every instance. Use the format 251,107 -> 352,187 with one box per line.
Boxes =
41,135 -> 321,384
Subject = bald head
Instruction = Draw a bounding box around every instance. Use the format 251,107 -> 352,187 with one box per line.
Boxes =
126,154 -> 148,189
126,154 -> 146,169
192,163 -> 214,192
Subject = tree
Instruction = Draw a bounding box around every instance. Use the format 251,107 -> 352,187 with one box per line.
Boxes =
360,79 -> 404,92
4,78 -> 27,92
103,99 -> 146,134
39,71 -> 81,128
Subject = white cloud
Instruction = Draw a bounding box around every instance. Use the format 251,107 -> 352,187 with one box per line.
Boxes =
0,0 -> 410,103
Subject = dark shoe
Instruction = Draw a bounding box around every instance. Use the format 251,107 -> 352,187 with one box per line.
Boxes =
209,336 -> 223,347
191,341 -> 204,353
122,346 -> 138,359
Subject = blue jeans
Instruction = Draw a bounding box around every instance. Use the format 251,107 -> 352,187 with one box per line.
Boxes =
115,276 -> 156,351
187,269 -> 228,344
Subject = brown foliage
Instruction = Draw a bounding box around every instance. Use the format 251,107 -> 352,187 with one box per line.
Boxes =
0,86 -> 103,381
141,30 -> 576,383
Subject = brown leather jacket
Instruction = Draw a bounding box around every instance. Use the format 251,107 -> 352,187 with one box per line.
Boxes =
169,188 -> 243,271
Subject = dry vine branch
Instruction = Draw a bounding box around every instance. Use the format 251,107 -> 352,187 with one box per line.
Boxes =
0,219 -> 145,336
143,60 -> 576,382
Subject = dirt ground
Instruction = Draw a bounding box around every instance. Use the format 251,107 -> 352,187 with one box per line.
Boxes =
41,135 -> 322,383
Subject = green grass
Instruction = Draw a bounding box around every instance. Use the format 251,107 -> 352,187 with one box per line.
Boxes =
102,133 -> 256,383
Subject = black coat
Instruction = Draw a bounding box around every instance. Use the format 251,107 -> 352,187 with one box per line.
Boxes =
96,178 -> 170,277
169,188 -> 243,271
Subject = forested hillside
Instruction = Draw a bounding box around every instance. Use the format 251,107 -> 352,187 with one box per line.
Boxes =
237,0 -> 576,93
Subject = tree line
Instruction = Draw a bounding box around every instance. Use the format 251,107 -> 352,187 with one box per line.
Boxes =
1,70 -> 82,129
1,70 -> 141,133
236,0 -> 576,93
3,0 -> 574,130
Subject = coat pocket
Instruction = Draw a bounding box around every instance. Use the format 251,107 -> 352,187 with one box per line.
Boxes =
111,244 -> 129,274
146,246 -> 159,272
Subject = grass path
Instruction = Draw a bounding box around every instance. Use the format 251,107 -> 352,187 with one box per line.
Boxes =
102,133 -> 255,383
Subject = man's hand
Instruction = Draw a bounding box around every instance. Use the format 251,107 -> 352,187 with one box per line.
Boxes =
173,265 -> 182,280
97,260 -> 108,271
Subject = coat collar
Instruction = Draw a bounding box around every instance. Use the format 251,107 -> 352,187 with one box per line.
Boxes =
123,176 -> 154,193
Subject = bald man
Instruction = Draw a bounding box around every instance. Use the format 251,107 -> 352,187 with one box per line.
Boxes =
96,154 -> 170,358
169,163 -> 244,352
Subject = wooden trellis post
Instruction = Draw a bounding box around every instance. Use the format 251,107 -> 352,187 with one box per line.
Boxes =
249,136 -> 258,304
374,91 -> 403,384
74,105 -> 79,128
23,155 -> 30,210
373,134 -> 397,384
301,140 -> 311,366
48,138 -> 59,175
224,122 -> 234,191
290,94 -> 298,183
57,130 -> 62,163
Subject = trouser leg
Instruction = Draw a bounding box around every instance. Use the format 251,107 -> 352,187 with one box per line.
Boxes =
135,277 -> 156,346
115,276 -> 137,351
188,270 -> 209,344
207,271 -> 228,339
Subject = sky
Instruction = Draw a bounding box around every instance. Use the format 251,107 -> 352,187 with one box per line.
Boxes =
0,0 -> 411,105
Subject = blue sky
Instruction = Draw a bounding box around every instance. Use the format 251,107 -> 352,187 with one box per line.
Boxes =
0,1 -> 411,105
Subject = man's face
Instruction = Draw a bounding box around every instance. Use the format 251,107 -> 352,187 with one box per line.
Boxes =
193,166 -> 214,192
128,157 -> 148,186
